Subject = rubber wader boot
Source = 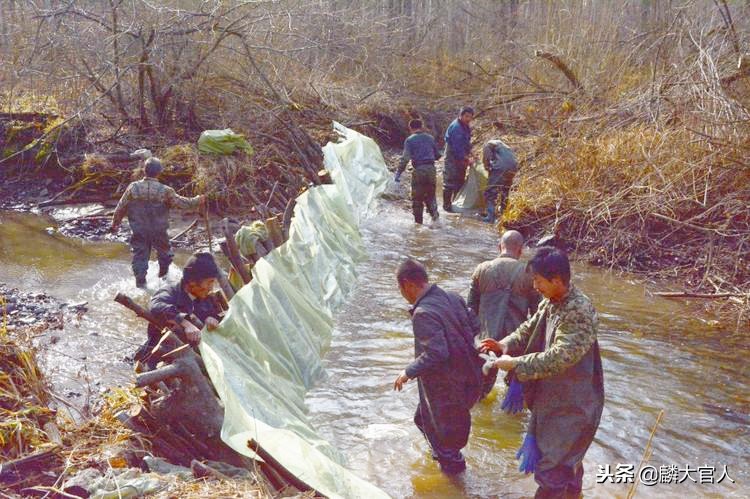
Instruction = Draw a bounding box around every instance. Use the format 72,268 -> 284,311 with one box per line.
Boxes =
413,208 -> 424,225
135,275 -> 147,288
443,189 -> 454,213
159,262 -> 170,278
482,206 -> 496,224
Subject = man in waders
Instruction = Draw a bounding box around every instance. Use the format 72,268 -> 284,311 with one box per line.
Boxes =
468,230 -> 540,400
395,119 -> 442,224
135,252 -> 222,369
111,157 -> 204,288
443,106 -> 475,212
481,138 -> 519,224
481,247 -> 604,498
393,259 -> 483,474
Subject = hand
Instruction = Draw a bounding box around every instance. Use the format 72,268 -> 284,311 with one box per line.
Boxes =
205,316 -> 220,331
109,223 -> 119,234
479,338 -> 507,355
181,320 -> 202,344
393,371 -> 410,391
478,352 -> 498,376
493,355 -> 518,372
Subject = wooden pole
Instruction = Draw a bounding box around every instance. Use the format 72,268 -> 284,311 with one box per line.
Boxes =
220,222 -> 252,285
247,439 -> 322,496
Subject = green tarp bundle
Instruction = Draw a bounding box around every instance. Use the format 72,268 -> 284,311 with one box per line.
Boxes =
198,129 -> 254,155
200,123 -> 391,499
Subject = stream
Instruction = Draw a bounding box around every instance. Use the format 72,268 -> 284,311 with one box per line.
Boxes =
305,201 -> 749,498
1,200 -> 748,498
0,208 -> 195,415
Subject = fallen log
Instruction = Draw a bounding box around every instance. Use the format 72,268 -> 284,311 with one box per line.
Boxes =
0,448 -> 60,483
114,293 -> 185,337
170,218 -> 199,242
136,363 -> 185,388
654,291 -> 747,299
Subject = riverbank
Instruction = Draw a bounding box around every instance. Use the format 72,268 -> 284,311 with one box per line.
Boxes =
4,108 -> 747,331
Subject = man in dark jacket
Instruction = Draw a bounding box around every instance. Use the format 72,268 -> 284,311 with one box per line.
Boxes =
135,252 -> 223,369
395,119 -> 442,224
393,259 -> 483,474
442,106 -> 474,212
481,247 -> 604,498
111,157 -> 205,288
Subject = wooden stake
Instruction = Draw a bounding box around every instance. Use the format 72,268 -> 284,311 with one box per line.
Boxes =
627,410 -> 664,499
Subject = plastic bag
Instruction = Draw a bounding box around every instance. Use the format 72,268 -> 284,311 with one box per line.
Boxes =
198,129 -> 254,155
452,161 -> 488,211
201,123 -> 390,499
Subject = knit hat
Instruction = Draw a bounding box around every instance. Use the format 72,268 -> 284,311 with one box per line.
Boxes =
182,252 -> 219,283
144,157 -> 163,177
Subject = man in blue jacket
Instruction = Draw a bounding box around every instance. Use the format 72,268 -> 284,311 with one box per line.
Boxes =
393,259 -> 483,474
395,119 -> 442,224
443,106 -> 475,212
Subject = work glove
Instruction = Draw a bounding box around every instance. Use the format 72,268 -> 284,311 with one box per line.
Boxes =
394,173 -> 401,183
516,432 -> 541,474
478,351 -> 498,376
500,378 -> 524,414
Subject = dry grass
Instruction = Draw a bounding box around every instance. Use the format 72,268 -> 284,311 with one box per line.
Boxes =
0,304 -> 55,460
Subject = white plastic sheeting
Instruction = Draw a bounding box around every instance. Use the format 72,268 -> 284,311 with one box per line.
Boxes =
200,123 -> 391,499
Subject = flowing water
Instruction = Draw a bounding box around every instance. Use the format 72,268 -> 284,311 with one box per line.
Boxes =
1,202 -> 748,498
0,208 -> 194,414
306,201 -> 749,499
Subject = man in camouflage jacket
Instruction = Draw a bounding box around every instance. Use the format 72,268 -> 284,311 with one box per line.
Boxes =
481,247 -> 604,498
111,157 -> 204,287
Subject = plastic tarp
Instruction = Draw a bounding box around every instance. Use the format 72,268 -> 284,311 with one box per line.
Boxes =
198,129 -> 254,155
200,123 -> 391,499
452,161 -> 488,212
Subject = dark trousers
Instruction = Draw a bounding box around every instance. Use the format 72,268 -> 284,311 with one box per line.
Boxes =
130,230 -> 173,280
411,166 -> 438,224
444,155 -> 468,192
414,400 -> 471,473
535,463 -> 584,498
484,170 -> 515,215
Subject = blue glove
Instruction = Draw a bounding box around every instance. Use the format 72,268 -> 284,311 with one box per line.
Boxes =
394,173 -> 401,183
516,432 -> 541,474
500,379 -> 524,414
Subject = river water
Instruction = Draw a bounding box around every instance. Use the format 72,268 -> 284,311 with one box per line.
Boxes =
0,208 -> 193,414
305,201 -> 749,498
1,202 -> 748,498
